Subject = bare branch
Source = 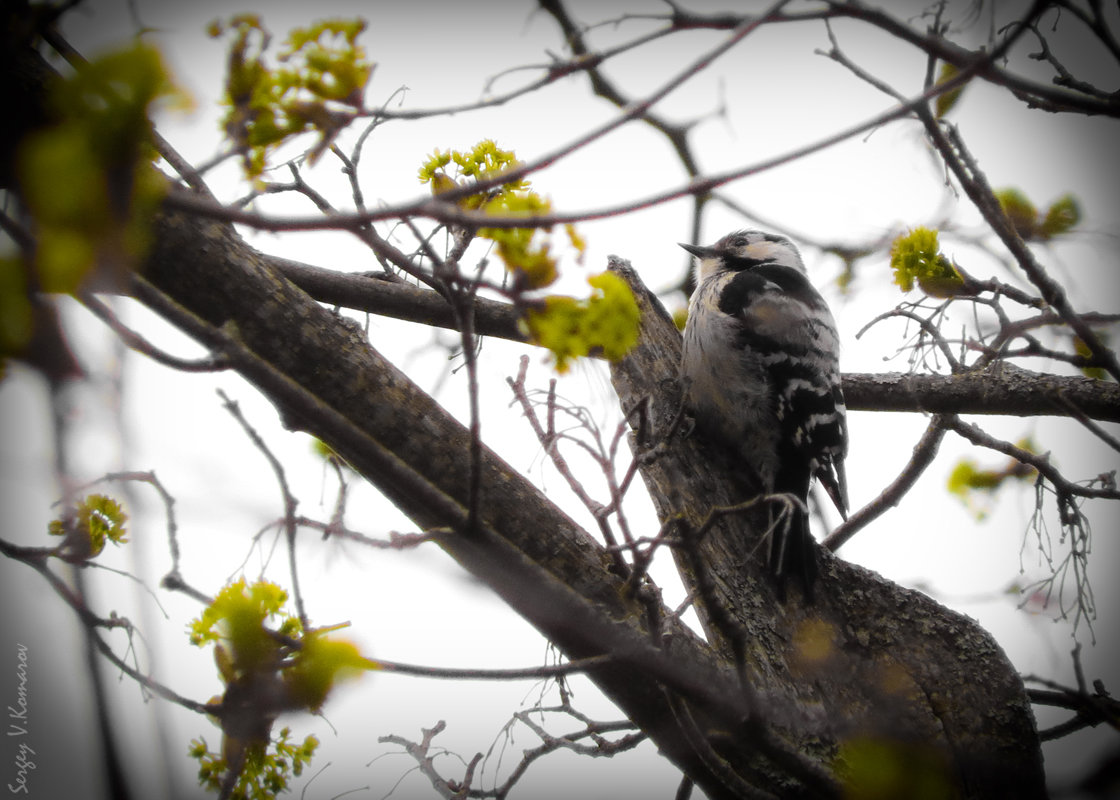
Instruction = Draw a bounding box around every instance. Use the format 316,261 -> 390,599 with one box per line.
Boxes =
1025,645 -> 1120,741
841,367 -> 1120,423
824,415 -> 948,551
679,1 -> 1120,116
507,356 -> 632,575
539,0 -> 711,264
858,303 -> 965,373
375,654 -> 614,682
942,414 -> 1110,638
942,415 -> 1119,502
217,389 -> 308,627
1054,393 -> 1120,456
269,257 -> 1120,422
79,292 -> 232,373
379,722 -> 464,800
0,536 -> 210,715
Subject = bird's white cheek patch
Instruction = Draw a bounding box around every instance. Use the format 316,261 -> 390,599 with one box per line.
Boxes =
695,256 -> 725,283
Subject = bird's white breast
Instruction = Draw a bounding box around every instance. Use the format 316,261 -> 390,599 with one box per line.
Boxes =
681,273 -> 780,472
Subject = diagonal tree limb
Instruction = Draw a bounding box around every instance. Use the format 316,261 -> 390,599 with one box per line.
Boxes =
129,194 -> 835,798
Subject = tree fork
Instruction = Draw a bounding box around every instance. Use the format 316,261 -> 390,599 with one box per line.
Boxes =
607,257 -> 1045,798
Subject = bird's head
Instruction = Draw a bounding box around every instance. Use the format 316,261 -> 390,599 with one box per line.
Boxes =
680,229 -> 805,283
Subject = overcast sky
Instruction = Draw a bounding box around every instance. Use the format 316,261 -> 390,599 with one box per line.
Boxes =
2,1 -> 1117,798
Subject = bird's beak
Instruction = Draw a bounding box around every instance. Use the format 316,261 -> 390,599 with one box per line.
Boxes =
679,242 -> 715,258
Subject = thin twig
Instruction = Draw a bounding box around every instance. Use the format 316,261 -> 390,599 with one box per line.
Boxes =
1024,645 -> 1120,741
216,389 -> 308,627
824,416 -> 947,551
942,415 -> 1120,501
857,304 -> 964,373
79,292 -> 231,372
1054,392 -> 1120,456
0,536 -> 209,714
507,357 -> 631,576
375,653 -> 614,681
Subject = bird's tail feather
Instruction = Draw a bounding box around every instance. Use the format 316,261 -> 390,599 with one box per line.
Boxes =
769,503 -> 818,602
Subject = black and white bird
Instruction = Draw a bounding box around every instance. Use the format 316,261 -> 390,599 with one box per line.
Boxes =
680,230 -> 848,599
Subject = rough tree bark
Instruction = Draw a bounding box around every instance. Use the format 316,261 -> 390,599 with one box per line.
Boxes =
608,257 -> 1046,797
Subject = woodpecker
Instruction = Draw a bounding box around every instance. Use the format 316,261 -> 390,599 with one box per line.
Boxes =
680,229 -> 848,599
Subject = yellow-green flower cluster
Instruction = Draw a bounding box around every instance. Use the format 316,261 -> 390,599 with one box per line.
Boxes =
188,578 -> 298,656
419,140 -> 573,290
418,139 -> 527,190
419,140 -> 638,370
16,43 -> 174,296
47,494 -> 129,558
889,227 -> 965,297
209,15 -> 372,178
190,726 -> 318,800
188,578 -> 371,709
481,192 -> 560,289
188,578 -> 374,797
523,272 -> 641,372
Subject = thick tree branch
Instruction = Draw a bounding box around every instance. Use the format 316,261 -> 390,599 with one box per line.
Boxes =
842,366 -> 1120,423
270,256 -> 528,343
273,257 -> 1120,423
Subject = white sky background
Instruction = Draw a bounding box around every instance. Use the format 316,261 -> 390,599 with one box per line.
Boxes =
1,0 -> 1118,798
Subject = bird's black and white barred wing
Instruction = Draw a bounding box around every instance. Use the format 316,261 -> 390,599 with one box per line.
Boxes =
727,263 -> 850,518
